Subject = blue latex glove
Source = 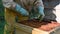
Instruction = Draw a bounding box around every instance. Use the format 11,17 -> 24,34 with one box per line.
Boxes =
38,6 -> 45,21
15,4 -> 29,16
38,6 -> 44,16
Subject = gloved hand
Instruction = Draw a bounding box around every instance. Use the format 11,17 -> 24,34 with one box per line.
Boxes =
15,4 -> 29,16
38,6 -> 44,16
38,6 -> 45,21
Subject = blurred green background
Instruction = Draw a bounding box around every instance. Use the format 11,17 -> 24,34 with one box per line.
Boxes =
0,0 -> 5,34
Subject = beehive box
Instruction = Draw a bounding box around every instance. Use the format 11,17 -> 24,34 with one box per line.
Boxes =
15,20 -> 60,34
5,8 -> 60,34
15,23 -> 60,34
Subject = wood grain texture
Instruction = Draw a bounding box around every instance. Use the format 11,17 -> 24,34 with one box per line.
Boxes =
4,8 -> 28,34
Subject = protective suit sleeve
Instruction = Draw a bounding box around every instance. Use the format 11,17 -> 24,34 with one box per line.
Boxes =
2,0 -> 29,16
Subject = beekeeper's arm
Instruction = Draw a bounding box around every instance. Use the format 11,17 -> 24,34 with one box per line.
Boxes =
2,0 -> 29,16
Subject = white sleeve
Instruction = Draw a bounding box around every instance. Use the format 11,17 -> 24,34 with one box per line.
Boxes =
2,0 -> 16,8
34,0 -> 44,7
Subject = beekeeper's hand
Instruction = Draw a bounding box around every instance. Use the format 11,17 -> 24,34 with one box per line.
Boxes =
38,6 -> 44,16
15,4 -> 29,16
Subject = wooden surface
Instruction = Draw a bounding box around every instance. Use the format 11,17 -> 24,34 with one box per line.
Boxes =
32,26 -> 60,34
15,23 -> 33,34
4,8 -> 16,34
4,8 -> 28,34
32,28 -> 49,34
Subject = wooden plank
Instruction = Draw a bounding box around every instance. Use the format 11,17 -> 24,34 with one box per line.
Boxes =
4,8 -> 16,34
15,23 -> 33,34
4,8 -> 28,34
32,28 -> 49,34
15,29 -> 30,34
32,26 -> 60,34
